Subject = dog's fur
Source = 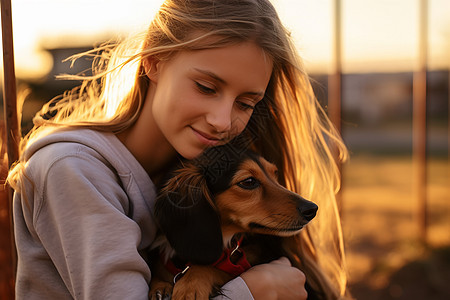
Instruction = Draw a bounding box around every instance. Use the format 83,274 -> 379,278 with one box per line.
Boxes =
149,142 -> 318,300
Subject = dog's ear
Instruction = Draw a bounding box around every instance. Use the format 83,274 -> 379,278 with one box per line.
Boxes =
154,165 -> 223,265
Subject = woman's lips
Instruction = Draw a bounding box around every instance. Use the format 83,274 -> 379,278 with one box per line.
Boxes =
191,127 -> 222,146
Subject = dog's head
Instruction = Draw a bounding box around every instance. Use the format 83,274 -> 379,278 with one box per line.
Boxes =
154,142 -> 318,265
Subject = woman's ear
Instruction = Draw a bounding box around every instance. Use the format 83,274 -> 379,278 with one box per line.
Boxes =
142,57 -> 160,82
154,165 -> 223,265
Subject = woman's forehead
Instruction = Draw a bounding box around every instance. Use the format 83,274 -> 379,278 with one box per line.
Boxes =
165,42 -> 273,90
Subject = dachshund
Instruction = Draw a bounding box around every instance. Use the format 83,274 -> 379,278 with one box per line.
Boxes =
149,140 -> 318,300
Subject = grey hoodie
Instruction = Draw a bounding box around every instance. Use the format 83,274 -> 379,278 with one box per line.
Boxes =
14,129 -> 253,300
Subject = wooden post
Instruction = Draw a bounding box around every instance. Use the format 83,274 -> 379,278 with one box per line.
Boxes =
328,0 -> 343,212
1,0 -> 19,298
413,0 -> 428,245
1,0 -> 19,163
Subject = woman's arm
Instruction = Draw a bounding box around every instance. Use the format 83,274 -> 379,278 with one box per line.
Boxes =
212,257 -> 308,300
33,153 -> 151,299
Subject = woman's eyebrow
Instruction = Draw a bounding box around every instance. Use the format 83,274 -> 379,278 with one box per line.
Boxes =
193,68 -> 265,98
193,68 -> 226,84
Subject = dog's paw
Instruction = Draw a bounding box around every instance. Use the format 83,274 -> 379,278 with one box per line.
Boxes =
149,281 -> 173,300
170,265 -> 222,300
172,280 -> 211,300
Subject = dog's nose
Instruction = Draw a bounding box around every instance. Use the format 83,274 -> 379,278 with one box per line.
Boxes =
299,201 -> 318,221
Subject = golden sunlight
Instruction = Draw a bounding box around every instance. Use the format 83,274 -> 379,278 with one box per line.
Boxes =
7,0 -> 164,79
1,1 -> 449,300
1,0 -> 449,80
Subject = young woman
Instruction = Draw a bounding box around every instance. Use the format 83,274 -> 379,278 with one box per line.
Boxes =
8,0 -> 349,299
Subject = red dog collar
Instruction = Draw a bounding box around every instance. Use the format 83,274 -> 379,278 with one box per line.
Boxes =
212,239 -> 252,277
163,237 -> 251,282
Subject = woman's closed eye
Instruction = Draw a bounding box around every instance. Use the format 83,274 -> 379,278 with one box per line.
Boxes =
236,101 -> 255,111
195,80 -> 259,111
195,81 -> 216,95
236,96 -> 262,112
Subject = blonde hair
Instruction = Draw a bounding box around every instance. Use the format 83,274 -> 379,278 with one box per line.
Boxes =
9,0 -> 349,298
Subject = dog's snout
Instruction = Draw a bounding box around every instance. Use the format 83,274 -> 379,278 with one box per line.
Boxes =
298,201 -> 318,222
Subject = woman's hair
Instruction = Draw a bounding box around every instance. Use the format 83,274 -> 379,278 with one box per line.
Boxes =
9,0 -> 349,298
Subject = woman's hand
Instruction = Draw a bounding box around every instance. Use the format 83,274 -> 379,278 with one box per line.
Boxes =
240,257 -> 307,300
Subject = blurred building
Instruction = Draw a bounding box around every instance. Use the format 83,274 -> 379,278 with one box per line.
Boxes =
2,45 -> 448,155
311,71 -> 448,154
28,46 -> 94,97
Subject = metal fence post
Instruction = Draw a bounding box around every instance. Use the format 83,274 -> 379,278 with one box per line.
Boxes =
1,0 -> 19,298
328,0 -> 343,212
413,0 -> 428,245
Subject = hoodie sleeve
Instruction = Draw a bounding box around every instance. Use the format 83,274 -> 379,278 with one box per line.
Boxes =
33,152 -> 151,300
215,277 -> 255,300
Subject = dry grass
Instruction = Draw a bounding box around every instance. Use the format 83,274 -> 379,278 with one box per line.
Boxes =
342,154 -> 450,299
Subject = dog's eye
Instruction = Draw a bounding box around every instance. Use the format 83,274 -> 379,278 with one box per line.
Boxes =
237,177 -> 260,190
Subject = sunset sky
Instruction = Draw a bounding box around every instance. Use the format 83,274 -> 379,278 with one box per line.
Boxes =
3,0 -> 450,79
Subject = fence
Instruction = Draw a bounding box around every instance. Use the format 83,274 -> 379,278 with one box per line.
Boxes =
1,0 -> 445,299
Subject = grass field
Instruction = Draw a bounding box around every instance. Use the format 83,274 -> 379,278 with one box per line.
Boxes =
342,154 -> 450,299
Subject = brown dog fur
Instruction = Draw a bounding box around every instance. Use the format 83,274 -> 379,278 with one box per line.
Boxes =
149,145 -> 318,300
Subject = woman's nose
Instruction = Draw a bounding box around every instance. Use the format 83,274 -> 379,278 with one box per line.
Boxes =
205,99 -> 233,133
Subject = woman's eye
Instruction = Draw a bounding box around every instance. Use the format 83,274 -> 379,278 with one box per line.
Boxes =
237,177 -> 260,190
195,82 -> 216,94
236,101 -> 255,111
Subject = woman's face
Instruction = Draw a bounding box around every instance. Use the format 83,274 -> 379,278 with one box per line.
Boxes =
148,42 -> 273,159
